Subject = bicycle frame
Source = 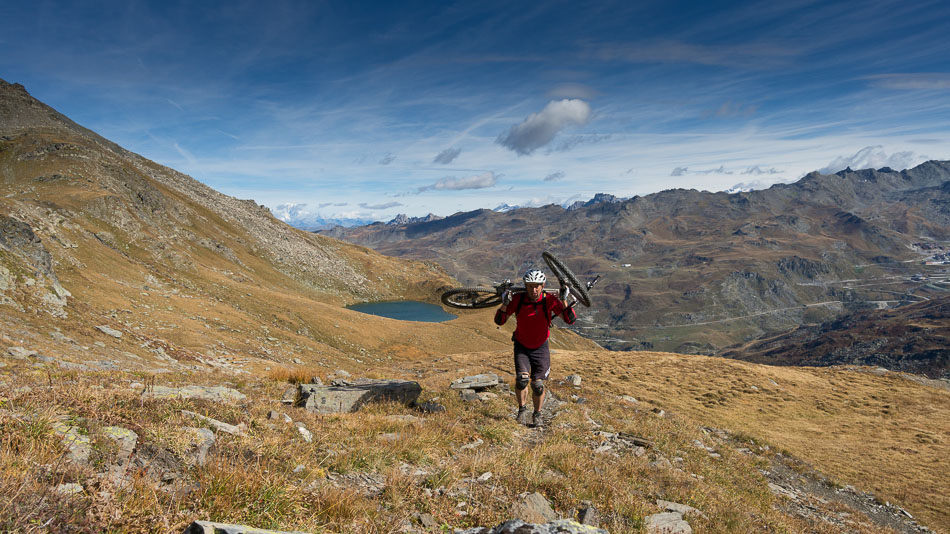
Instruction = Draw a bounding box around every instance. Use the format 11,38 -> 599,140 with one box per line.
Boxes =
440,251 -> 595,309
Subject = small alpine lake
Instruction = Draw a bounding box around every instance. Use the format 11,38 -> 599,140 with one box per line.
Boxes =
345,300 -> 457,323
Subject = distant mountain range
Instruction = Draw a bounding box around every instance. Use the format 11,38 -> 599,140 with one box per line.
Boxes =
276,195 -> 629,231
320,161 -> 950,377
270,204 -> 378,230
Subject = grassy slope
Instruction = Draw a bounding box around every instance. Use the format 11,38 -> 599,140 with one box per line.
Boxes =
2,348 -> 947,533
540,350 -> 950,529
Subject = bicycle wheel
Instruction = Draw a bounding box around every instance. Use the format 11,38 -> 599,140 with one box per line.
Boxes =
542,251 -> 592,307
441,287 -> 503,309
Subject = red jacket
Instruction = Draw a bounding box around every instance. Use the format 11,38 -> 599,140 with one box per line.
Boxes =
494,292 -> 576,349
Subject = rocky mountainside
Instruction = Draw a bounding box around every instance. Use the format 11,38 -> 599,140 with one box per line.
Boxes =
320,162 -> 950,366
722,294 -> 950,379
0,78 -> 598,375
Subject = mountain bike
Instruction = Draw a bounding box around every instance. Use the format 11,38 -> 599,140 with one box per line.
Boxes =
440,251 -> 599,309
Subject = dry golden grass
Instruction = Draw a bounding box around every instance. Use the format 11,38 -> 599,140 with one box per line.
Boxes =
2,349 -> 944,533
500,349 -> 950,531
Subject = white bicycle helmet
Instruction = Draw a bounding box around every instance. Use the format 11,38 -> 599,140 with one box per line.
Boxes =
523,269 -> 546,284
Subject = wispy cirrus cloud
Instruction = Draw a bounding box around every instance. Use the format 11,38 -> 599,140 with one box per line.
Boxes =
497,99 -> 592,155
865,73 -> 950,91
547,133 -> 611,153
433,147 -> 461,164
418,172 -> 497,192
379,153 -> 396,165
359,201 -> 403,209
705,101 -> 757,119
547,83 -> 598,100
544,171 -> 565,182
586,39 -> 799,69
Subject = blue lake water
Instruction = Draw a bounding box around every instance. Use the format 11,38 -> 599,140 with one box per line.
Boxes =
346,300 -> 457,323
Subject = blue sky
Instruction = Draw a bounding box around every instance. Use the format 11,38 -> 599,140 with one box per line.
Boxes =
2,0 -> 949,224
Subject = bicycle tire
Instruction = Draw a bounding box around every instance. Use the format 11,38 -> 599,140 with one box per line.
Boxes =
441,287 -> 503,309
542,251 -> 592,307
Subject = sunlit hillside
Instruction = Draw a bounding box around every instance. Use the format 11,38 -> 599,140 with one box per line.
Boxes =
2,79 -> 947,534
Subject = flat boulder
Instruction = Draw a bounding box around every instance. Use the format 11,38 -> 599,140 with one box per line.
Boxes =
51,419 -> 90,465
95,325 -> 123,338
450,373 -> 500,390
181,410 -> 245,435
142,385 -> 247,404
7,346 -> 37,359
510,492 -> 558,524
458,519 -> 609,534
645,512 -> 692,534
297,379 -> 421,414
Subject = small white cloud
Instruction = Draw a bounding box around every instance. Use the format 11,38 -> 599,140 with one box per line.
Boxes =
544,171 -> 565,182
497,99 -> 592,155
359,201 -> 403,210
419,172 -> 497,192
819,146 -> 928,174
271,203 -> 310,221
379,153 -> 396,165
433,147 -> 461,164
671,166 -> 689,176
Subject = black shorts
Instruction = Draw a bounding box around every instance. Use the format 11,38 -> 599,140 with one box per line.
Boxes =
514,339 -> 550,381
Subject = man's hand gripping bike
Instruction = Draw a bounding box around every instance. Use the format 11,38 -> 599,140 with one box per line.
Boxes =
440,251 -> 599,309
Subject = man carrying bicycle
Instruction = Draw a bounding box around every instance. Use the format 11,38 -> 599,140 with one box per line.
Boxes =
494,269 -> 576,427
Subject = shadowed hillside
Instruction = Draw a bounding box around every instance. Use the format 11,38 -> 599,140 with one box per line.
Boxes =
321,162 -> 950,368
722,294 -> 950,378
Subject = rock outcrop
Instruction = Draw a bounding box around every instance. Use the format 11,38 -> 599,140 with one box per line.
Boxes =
296,379 -> 421,414
459,519 -> 610,534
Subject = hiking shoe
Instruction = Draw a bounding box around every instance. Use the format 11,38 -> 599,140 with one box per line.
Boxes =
531,411 -> 543,427
516,406 -> 529,425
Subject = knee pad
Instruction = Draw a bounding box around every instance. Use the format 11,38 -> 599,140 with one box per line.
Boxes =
531,379 -> 544,396
515,375 -> 529,391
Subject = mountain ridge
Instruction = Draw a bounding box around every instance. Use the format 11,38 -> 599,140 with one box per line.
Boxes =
320,159 -> 950,371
